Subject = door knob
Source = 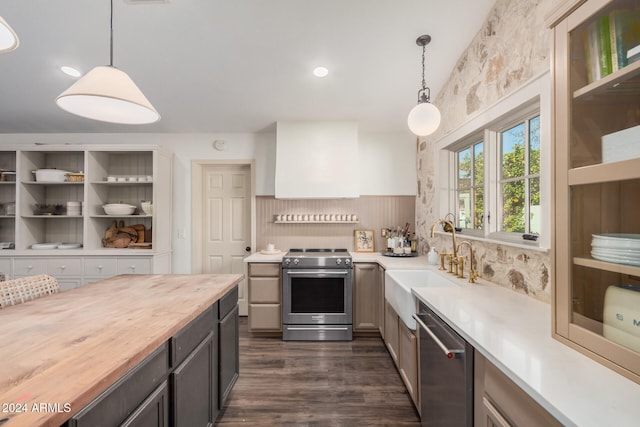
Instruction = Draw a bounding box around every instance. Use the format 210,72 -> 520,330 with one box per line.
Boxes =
245,246 -> 251,252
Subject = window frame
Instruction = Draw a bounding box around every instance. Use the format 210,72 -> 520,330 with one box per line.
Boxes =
495,111 -> 541,236
435,72 -> 551,251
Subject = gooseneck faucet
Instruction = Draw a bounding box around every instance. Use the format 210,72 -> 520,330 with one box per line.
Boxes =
456,240 -> 478,283
430,219 -> 458,258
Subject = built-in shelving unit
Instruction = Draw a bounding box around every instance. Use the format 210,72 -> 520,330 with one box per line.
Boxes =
0,145 -> 173,284
551,0 -> 640,384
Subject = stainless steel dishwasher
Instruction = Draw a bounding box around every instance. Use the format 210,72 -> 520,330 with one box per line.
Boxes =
413,301 -> 473,427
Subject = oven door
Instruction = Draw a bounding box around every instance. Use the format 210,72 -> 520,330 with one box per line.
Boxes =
282,268 -> 353,326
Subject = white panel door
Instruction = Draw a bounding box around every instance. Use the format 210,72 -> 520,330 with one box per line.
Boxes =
202,164 -> 250,315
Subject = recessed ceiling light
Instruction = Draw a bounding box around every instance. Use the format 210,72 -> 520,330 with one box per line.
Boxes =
313,67 -> 329,78
60,66 -> 82,78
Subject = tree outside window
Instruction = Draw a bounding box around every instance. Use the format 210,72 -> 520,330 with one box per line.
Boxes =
457,141 -> 484,230
500,115 -> 540,234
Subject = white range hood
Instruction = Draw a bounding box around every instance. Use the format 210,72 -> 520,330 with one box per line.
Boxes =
275,121 -> 359,199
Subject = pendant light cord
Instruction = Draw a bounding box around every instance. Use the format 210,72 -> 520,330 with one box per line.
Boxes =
109,0 -> 114,67
417,42 -> 431,104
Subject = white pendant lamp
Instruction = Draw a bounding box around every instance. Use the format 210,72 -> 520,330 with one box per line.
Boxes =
0,16 -> 19,53
56,0 -> 160,124
407,35 -> 441,136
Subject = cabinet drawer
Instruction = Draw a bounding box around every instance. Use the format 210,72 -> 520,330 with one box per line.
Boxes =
248,263 -> 280,277
68,342 -> 169,427
13,259 -> 47,276
248,304 -> 281,331
47,258 -> 82,276
249,277 -> 281,303
84,258 -> 118,277
117,258 -> 151,275
219,286 -> 238,320
171,304 -> 216,367
0,258 -> 12,278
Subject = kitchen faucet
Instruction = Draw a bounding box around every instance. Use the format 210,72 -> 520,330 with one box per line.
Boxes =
456,240 -> 479,283
430,219 -> 458,273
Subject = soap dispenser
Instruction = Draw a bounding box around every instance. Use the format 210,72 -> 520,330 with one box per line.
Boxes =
428,247 -> 438,265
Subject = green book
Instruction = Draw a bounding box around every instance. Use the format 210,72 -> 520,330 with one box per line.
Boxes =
597,15 -> 612,77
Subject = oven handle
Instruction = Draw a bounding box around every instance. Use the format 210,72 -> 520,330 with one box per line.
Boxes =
286,327 -> 350,331
413,313 -> 464,359
285,270 -> 351,277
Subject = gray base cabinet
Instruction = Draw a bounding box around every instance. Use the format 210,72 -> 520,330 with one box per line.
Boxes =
66,344 -> 170,427
218,287 -> 240,408
65,285 -> 240,427
171,333 -> 217,427
353,263 -> 381,333
247,263 -> 281,332
474,350 -> 561,427
121,382 -> 169,427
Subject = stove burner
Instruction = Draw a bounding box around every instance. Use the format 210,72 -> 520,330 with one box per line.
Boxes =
282,248 -> 352,269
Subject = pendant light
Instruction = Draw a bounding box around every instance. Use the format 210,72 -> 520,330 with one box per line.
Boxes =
56,0 -> 160,124
407,35 -> 441,136
0,16 -> 19,53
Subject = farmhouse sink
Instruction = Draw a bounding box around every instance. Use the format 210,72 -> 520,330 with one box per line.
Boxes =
385,269 -> 459,330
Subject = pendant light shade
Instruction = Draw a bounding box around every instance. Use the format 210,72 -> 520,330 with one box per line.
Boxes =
0,16 -> 19,53
56,66 -> 160,124
56,0 -> 159,124
408,101 -> 441,136
408,34 -> 440,136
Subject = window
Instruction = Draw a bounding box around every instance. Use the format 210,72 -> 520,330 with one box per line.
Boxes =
436,73 -> 550,249
456,141 -> 484,230
499,115 -> 540,235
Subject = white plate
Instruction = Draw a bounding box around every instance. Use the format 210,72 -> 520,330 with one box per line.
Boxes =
260,249 -> 282,255
592,234 -> 640,249
590,247 -> 640,256
591,251 -> 640,267
57,243 -> 82,249
31,242 -> 62,250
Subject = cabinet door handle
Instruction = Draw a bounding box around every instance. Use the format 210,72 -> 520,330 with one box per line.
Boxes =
60,265 -> 66,270
27,265 -> 33,270
129,265 -> 136,272
97,265 -> 103,271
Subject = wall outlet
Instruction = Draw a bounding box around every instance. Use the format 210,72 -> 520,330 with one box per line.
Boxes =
177,228 -> 186,239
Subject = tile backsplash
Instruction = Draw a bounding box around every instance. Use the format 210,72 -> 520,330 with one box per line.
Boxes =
256,196 -> 415,252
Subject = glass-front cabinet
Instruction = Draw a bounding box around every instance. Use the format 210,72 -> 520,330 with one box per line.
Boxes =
551,0 -> 640,383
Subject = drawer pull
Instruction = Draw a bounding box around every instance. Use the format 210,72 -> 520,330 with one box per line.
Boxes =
27,265 -> 33,270
60,265 -> 66,270
97,265 -> 103,270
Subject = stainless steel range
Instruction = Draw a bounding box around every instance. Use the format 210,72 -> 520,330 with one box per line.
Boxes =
282,248 -> 353,341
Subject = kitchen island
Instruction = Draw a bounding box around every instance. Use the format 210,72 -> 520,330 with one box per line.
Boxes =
0,273 -> 242,427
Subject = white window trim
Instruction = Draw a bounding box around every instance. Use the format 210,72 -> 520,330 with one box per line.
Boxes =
435,71 -> 551,250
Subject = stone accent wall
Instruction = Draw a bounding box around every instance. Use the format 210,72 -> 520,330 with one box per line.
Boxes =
416,0 -> 556,302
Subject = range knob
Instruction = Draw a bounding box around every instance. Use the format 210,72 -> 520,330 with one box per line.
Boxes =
336,258 -> 342,265
293,258 -> 300,265
345,259 -> 351,265
284,258 -> 291,265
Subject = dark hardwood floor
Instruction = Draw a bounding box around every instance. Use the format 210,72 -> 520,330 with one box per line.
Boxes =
216,317 -> 421,426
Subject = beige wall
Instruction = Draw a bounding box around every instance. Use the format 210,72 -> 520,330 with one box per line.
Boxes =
256,196 -> 415,252
416,0 -> 555,302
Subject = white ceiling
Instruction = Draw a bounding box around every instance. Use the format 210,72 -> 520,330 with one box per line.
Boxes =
0,0 -> 495,134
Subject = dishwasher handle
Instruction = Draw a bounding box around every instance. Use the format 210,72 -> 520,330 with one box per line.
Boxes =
413,313 -> 464,359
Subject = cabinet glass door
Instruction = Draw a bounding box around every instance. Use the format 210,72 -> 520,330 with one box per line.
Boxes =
559,0 -> 640,380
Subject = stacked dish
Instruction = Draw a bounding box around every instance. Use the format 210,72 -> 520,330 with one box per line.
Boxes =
591,234 -> 640,267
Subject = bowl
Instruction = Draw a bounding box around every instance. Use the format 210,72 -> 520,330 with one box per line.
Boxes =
32,169 -> 71,182
103,203 -> 136,215
141,201 -> 153,215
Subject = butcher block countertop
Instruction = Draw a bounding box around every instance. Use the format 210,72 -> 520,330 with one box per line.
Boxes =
0,273 -> 243,427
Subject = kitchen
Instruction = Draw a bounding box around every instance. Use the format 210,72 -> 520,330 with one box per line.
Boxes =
1,0 -> 640,426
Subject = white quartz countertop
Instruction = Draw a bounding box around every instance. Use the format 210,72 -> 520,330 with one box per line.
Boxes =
411,266 -> 640,427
